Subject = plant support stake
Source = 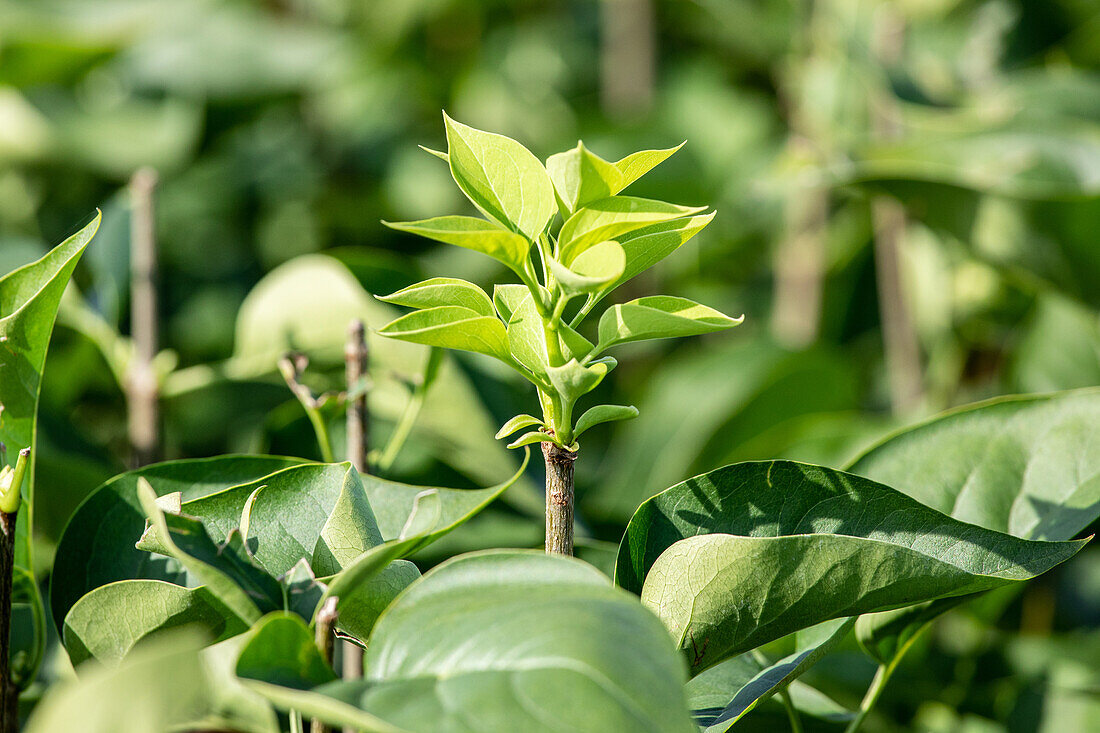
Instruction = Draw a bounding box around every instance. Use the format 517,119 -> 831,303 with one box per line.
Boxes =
0,447 -> 29,733
341,321 -> 368,706
128,167 -> 160,467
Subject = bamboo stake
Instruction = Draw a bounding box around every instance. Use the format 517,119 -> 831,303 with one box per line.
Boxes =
128,168 -> 160,467
341,321 -> 368,708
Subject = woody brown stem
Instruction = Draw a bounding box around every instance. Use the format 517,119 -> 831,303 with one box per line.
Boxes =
341,322 -> 368,707
0,509 -> 18,732
311,597 -> 338,733
128,167 -> 160,468
543,443 -> 577,555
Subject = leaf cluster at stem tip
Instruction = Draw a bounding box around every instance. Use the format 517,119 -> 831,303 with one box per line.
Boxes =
377,113 -> 742,450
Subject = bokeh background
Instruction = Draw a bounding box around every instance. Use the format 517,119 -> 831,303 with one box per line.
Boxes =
2,0 -> 1100,729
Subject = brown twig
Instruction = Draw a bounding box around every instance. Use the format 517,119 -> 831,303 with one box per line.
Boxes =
311,597 -> 339,733
543,442 -> 577,555
341,321 -> 368,702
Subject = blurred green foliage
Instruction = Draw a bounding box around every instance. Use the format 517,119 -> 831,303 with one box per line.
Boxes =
2,0 -> 1099,729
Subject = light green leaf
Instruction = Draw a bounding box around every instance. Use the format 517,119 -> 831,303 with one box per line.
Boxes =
547,241 -> 626,296
0,212 -> 99,576
574,404 -> 638,438
50,456 -> 303,635
27,632 -> 225,733
443,113 -> 556,240
546,142 -> 683,215
495,414 -> 544,440
595,296 -> 742,354
507,431 -> 557,449
235,613 -> 337,690
378,306 -> 512,363
377,277 -> 494,317
383,215 -> 532,276
275,551 -> 697,733
492,283 -> 530,322
63,580 -> 247,667
592,212 -> 716,304
685,618 -> 854,731
418,145 -> 448,161
613,144 -> 684,188
616,461 -> 1086,674
559,197 -> 705,264
507,294 -> 593,378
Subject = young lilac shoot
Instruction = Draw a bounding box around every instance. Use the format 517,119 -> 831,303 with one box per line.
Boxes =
376,114 -> 742,554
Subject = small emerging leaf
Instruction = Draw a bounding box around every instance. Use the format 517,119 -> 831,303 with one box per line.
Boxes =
547,241 -> 626,296
596,296 -> 742,354
546,141 -> 622,214
507,431 -> 558,449
546,357 -> 616,406
378,277 -> 495,317
495,414 -> 544,440
574,404 -> 638,438
378,306 -> 512,363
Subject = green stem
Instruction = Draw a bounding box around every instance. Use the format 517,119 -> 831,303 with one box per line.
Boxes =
843,661 -> 896,733
305,408 -> 336,464
568,294 -> 596,329
778,689 -> 804,733
375,349 -> 443,473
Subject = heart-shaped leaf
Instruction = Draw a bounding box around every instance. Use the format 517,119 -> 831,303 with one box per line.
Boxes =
685,618 -> 855,731
616,460 -> 1086,673
248,551 -> 698,733
382,216 -> 531,277
559,197 -> 705,264
846,388 -> 1100,663
63,580 -> 247,667
443,113 -> 556,241
378,306 -> 512,363
235,613 -> 337,690
595,296 -> 742,355
377,277 -> 494,317
50,456 -> 302,635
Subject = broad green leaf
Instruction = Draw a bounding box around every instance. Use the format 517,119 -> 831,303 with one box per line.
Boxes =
0,212 -> 99,575
382,216 -> 531,276
546,142 -> 622,213
495,414 -> 543,439
595,295 -> 742,354
547,357 -> 616,406
63,580 -> 247,667
443,113 -> 556,240
377,277 -> 494,317
685,618 -> 854,731
616,460 -> 1086,673
50,455 -> 302,633
136,479 -> 275,626
328,560 -> 421,643
378,306 -> 512,363
559,197 -> 705,264
847,388 -> 1100,540
362,446 -> 530,542
272,551 -> 696,733
547,240 -> 626,296
27,633 -> 218,733
846,388 -> 1100,664
591,212 -> 716,304
235,613 -> 337,690
182,462 -> 384,577
574,404 -> 638,439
